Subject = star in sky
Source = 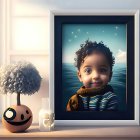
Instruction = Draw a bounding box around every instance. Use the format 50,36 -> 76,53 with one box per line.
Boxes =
115,26 -> 119,30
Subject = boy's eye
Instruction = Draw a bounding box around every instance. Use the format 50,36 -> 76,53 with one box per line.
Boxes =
99,68 -> 108,73
84,68 -> 92,74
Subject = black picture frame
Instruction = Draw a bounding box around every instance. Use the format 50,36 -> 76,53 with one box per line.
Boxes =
50,10 -> 139,125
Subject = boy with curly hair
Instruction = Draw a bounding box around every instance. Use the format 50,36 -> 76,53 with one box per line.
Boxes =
66,40 -> 118,111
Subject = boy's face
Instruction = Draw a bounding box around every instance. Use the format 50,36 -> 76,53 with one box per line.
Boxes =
77,52 -> 112,88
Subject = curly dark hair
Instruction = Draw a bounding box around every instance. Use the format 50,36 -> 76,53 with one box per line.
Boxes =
74,40 -> 115,71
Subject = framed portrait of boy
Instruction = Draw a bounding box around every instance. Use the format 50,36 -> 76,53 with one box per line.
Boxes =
49,10 -> 139,125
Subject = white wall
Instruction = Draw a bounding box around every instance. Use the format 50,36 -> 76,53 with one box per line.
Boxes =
0,0 -> 139,124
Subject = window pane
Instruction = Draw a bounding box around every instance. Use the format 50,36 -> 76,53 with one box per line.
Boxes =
11,17 -> 49,51
11,0 -> 49,16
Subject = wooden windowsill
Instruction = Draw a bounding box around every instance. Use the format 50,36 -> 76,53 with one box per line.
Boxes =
0,124 -> 140,139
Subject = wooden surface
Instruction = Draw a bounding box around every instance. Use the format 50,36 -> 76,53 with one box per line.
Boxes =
0,124 -> 140,140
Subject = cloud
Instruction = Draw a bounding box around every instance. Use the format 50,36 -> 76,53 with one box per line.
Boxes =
115,49 -> 126,63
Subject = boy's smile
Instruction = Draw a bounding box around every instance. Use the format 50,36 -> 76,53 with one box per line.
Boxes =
90,81 -> 102,87
77,52 -> 111,88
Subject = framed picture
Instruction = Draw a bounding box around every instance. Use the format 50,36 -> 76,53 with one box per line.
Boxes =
49,10 -> 139,125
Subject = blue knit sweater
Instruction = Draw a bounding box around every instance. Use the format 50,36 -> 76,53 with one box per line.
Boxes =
66,85 -> 118,111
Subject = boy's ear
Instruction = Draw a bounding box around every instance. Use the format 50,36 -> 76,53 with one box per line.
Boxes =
109,71 -> 113,81
77,71 -> 82,82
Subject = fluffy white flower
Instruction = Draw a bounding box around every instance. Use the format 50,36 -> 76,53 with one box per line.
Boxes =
0,61 -> 42,95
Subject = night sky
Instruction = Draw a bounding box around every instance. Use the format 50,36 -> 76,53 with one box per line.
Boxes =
62,24 -> 126,64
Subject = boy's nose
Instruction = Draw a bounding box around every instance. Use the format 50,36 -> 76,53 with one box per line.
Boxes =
92,71 -> 99,79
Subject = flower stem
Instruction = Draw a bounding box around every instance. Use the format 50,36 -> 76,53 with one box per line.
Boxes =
17,93 -> 21,105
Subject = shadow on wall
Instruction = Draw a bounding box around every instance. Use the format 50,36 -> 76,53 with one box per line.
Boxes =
16,0 -> 138,10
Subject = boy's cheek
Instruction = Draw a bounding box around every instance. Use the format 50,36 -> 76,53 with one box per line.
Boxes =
82,77 -> 90,84
103,78 -> 110,84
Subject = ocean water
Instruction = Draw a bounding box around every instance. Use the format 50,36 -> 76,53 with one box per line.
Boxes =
62,63 -> 126,111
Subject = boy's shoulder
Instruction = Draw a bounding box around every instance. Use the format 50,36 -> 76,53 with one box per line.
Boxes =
69,94 -> 79,102
66,94 -> 79,111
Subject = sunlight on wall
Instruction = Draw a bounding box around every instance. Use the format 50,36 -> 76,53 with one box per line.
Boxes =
11,18 -> 49,51
11,0 -> 49,16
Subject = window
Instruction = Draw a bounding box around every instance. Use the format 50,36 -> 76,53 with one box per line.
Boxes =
1,0 -> 49,123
